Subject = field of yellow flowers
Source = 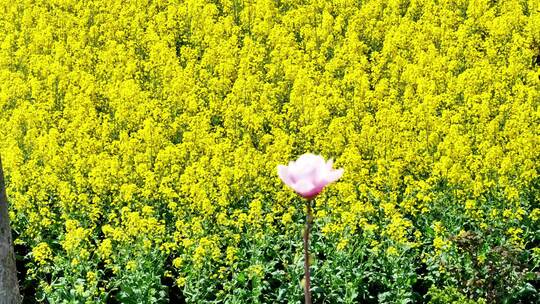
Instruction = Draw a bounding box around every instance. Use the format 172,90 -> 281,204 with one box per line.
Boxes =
1,0 -> 539,303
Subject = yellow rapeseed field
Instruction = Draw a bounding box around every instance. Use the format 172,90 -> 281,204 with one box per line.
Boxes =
0,0 -> 539,302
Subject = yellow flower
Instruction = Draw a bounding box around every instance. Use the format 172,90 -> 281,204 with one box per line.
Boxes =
531,209 -> 540,221
337,238 -> 349,251
386,246 -> 399,256
433,236 -> 449,252
126,260 -> 137,271
172,257 -> 183,268
225,246 -> 238,265
32,242 -> 52,265
98,239 -> 113,259
86,271 -> 98,285
1,0 -> 539,299
176,277 -> 187,287
247,264 -> 264,279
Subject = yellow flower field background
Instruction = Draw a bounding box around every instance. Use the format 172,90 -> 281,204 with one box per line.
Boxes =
1,0 -> 539,302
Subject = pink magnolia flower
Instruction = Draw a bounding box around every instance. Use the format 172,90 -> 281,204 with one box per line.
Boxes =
277,153 -> 344,199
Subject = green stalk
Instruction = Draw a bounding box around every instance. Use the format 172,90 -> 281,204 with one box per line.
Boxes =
303,199 -> 313,304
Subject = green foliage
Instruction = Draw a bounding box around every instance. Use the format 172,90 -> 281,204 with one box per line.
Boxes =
427,286 -> 485,304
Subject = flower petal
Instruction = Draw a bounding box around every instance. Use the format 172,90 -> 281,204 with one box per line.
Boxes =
292,179 -> 318,198
277,154 -> 344,199
326,168 -> 344,183
326,159 -> 334,169
277,165 -> 294,187
289,154 -> 321,182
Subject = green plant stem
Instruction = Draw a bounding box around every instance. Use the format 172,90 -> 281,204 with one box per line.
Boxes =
303,199 -> 313,304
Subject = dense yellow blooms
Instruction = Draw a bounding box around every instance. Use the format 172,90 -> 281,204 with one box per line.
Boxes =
0,0 -> 539,301
32,242 -> 53,265
62,219 -> 89,253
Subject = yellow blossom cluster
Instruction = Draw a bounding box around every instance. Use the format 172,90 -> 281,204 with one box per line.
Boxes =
0,0 -> 539,301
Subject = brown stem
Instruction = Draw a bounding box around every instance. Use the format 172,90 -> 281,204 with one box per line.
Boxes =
303,199 -> 313,304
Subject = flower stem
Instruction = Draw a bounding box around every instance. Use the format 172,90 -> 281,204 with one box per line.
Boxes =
303,199 -> 313,304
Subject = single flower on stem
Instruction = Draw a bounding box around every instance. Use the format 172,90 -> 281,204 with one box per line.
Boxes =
277,153 -> 344,304
277,153 -> 344,200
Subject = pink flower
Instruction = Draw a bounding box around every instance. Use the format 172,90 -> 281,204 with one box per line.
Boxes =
277,153 -> 344,199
